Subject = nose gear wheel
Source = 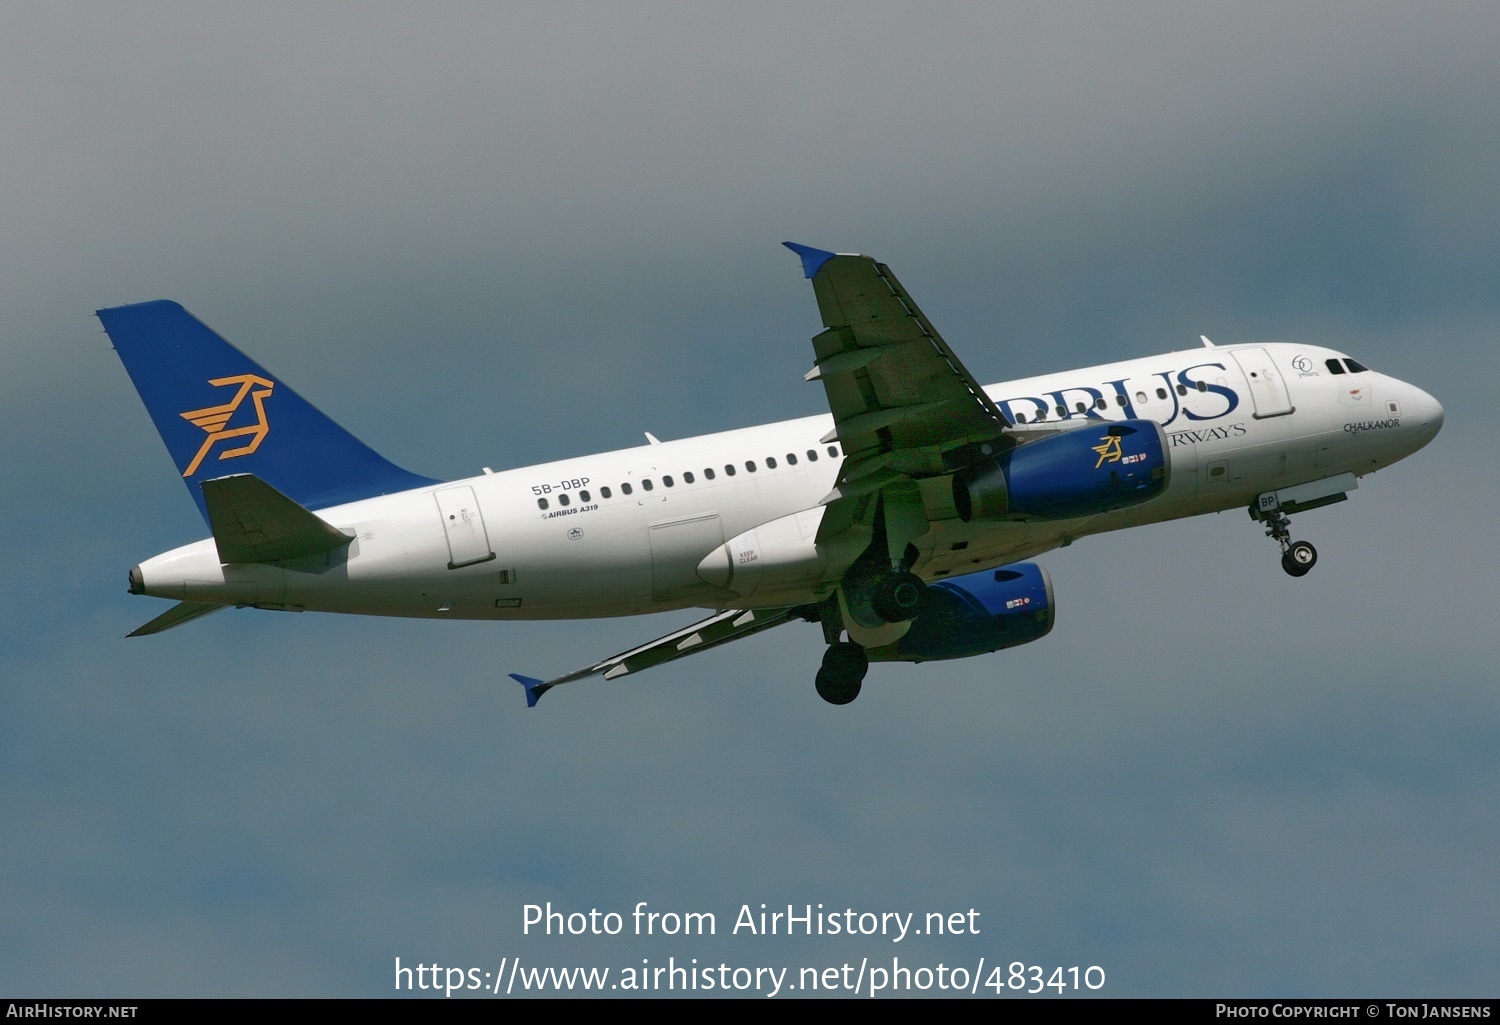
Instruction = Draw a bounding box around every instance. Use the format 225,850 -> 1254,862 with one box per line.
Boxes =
1252,504 -> 1319,578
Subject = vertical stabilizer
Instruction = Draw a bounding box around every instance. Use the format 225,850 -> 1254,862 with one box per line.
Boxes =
99,300 -> 439,522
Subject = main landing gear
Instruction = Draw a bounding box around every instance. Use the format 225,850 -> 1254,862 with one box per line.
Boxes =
872,571 -> 925,623
1252,504 -> 1318,578
816,642 -> 868,705
815,566 -> 923,704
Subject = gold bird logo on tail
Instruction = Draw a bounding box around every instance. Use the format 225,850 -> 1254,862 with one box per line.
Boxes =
178,374 -> 275,477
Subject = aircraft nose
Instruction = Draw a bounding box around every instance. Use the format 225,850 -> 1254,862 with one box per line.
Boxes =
1413,385 -> 1443,431
1404,383 -> 1444,448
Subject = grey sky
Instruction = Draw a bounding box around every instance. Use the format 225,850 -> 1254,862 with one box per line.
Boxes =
2,2 -> 1496,996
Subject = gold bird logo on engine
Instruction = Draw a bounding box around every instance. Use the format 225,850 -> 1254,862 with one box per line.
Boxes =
1092,433 -> 1123,468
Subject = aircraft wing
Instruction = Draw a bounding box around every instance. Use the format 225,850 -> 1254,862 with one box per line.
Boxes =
509,605 -> 810,706
784,243 -> 1010,546
514,246 -> 1013,706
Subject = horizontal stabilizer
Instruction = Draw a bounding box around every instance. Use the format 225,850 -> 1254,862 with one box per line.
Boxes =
127,600 -> 225,637
203,473 -> 354,563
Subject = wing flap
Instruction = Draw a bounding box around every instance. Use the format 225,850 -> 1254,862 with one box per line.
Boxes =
804,339 -> 898,381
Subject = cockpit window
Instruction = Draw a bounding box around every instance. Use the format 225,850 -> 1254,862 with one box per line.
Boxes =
1325,358 -> 1346,375
1344,358 -> 1369,373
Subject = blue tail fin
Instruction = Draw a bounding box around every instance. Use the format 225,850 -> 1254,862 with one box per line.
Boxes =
99,300 -> 439,522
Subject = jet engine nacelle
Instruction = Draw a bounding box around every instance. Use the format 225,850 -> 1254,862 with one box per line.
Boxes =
954,419 -> 1169,521
865,562 -> 1055,663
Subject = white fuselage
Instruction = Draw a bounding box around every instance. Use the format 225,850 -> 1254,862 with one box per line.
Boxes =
133,342 -> 1443,621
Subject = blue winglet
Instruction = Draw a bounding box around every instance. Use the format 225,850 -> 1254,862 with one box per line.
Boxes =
783,242 -> 838,279
509,673 -> 547,708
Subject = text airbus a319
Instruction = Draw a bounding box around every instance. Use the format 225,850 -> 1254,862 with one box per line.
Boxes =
102,243 -> 1443,705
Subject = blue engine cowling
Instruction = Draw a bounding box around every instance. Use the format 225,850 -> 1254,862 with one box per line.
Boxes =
954,419 -> 1169,521
866,562 -> 1055,663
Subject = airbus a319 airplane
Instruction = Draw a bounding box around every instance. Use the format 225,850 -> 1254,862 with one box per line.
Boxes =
103,243 -> 1443,705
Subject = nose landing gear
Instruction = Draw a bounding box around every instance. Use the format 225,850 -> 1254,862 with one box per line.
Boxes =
1252,504 -> 1319,578
1249,473 -> 1355,577
1281,538 -> 1318,577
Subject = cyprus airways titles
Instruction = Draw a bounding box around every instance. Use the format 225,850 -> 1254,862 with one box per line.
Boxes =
104,243 -> 1443,705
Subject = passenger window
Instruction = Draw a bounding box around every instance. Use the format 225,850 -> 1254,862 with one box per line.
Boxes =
1075,402 -> 1087,414
642,478 -> 653,491
663,475 -> 673,487
1056,404 -> 1067,416
786,453 -> 798,465
621,482 -> 633,495
1015,412 -> 1028,424
683,471 -> 695,484
1176,385 -> 1188,396
745,460 -> 757,472
580,490 -> 590,502
600,486 -> 612,499
766,456 -> 777,469
1156,387 -> 1168,399
807,449 -> 818,462
725,464 -> 736,476
1095,398 -> 1107,410
537,498 -> 549,510
704,467 -> 716,480
1197,381 -> 1207,392
558,493 -> 570,506
828,446 -> 839,457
